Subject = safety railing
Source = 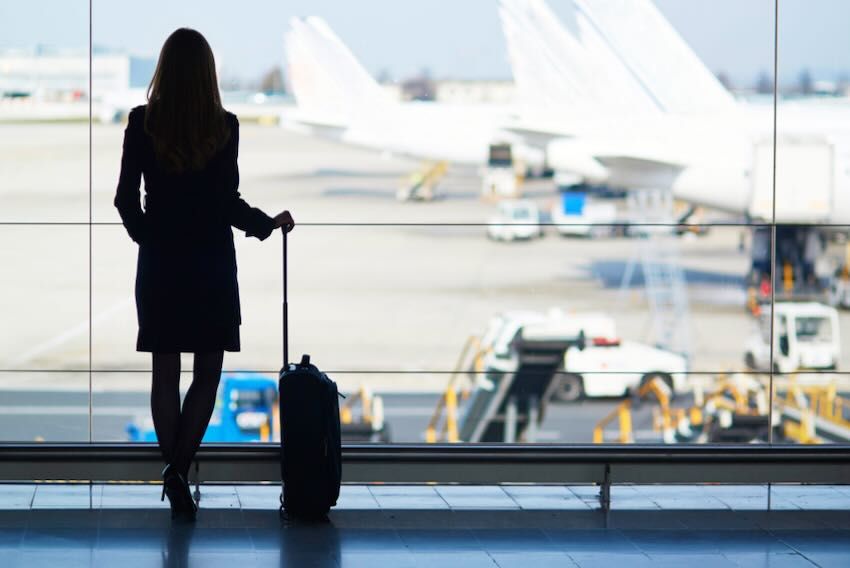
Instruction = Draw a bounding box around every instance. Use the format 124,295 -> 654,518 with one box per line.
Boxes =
2,442 -> 849,514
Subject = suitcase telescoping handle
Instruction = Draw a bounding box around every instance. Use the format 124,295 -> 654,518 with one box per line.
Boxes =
282,227 -> 289,368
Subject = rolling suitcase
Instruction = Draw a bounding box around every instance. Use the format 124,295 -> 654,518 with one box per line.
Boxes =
278,227 -> 342,519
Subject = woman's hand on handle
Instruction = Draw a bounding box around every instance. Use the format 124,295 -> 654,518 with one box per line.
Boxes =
274,211 -> 295,233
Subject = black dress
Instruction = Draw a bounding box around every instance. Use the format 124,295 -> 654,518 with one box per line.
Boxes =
114,105 -> 276,353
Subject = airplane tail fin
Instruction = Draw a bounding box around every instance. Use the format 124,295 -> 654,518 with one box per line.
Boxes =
500,0 -> 735,116
498,0 -> 578,110
284,18 -> 349,124
499,0 -> 661,115
284,16 -> 391,126
574,0 -> 735,113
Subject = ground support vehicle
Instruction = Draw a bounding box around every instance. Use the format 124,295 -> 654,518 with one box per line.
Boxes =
744,302 -> 840,374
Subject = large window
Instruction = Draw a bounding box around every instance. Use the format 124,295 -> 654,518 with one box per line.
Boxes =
3,0 -> 847,447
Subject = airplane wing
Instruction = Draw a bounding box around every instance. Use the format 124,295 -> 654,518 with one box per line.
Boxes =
546,136 -> 686,186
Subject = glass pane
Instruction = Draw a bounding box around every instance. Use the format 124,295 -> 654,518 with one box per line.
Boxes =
0,372 -> 90,441
0,1 -> 89,222
284,224 -> 758,375
90,224 -> 141,369
773,1 -> 850,446
772,372 -> 850,445
0,226 -> 89,370
91,225 -> 281,371
90,2 -> 290,223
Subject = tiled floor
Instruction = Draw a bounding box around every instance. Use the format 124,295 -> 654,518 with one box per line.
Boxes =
1,484 -> 849,567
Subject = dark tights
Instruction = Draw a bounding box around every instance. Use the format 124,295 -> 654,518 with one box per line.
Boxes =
151,351 -> 224,478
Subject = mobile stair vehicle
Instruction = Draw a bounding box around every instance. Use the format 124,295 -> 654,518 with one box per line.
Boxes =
482,310 -> 689,403
460,313 -> 588,442
426,309 -> 688,443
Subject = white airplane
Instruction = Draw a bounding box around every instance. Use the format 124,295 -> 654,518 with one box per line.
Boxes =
500,0 -> 850,226
282,16 -> 525,167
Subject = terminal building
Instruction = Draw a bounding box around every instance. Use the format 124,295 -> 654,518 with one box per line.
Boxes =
0,48 -> 155,99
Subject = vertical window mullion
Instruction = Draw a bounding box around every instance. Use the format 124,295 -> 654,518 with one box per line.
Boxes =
88,0 -> 93,444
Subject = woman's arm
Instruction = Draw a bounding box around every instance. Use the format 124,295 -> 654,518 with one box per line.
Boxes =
113,107 -> 147,244
223,117 -> 277,240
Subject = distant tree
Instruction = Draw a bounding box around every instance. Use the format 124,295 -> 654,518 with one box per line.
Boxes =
401,68 -> 436,101
259,66 -> 284,94
376,68 -> 394,84
715,71 -> 733,91
755,71 -> 774,95
220,75 -> 243,92
837,73 -> 850,96
797,68 -> 813,95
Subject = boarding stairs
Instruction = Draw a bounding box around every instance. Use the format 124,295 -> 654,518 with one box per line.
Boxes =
427,333 -> 586,443
622,189 -> 692,359
459,334 -> 586,443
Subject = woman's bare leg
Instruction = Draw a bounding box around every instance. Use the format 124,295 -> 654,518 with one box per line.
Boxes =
171,350 -> 224,477
150,352 -> 181,464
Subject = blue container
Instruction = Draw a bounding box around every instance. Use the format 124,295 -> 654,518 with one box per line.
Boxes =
562,191 -> 587,215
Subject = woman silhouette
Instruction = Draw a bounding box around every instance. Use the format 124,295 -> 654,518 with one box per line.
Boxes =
114,28 -> 293,521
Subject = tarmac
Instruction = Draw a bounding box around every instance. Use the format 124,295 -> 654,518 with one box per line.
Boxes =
2,121 -> 849,442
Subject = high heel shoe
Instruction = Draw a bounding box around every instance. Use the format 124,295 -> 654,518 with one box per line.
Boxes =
162,464 -> 183,519
162,464 -> 196,521
174,471 -> 198,522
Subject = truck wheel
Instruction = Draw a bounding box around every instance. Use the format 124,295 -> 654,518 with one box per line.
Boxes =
554,374 -> 584,402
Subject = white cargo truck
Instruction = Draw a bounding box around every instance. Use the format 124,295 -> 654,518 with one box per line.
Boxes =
550,191 -> 618,238
744,302 -> 840,373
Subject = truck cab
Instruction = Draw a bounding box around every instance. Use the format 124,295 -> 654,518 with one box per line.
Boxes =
481,142 -> 519,199
745,302 -> 840,373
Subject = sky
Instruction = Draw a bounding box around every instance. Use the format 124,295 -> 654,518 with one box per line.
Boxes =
1,0 -> 849,87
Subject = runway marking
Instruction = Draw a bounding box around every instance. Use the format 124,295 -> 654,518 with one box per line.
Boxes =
0,403 -> 435,418
4,295 -> 133,367
0,405 -> 143,416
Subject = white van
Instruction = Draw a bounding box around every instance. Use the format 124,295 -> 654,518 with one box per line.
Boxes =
486,200 -> 543,241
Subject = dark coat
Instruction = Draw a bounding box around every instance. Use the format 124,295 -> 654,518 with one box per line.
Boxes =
114,105 -> 275,353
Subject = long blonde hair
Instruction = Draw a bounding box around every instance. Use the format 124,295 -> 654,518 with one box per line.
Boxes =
145,28 -> 230,174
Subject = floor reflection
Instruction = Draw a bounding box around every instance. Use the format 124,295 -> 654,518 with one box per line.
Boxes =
161,523 -> 195,568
